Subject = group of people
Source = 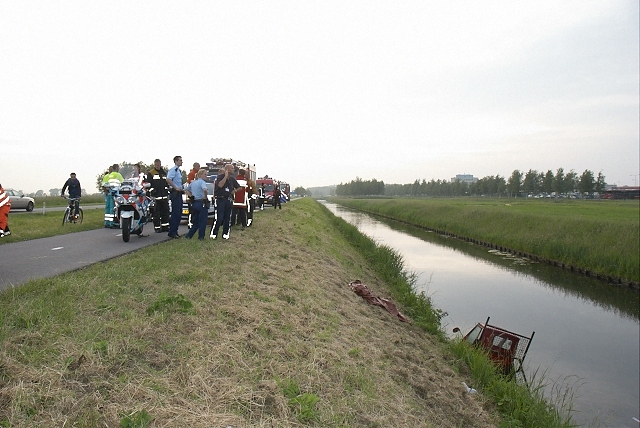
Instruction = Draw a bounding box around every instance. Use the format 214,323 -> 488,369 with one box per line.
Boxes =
101,158 -> 183,238
101,157 -> 263,241
0,157 -> 279,240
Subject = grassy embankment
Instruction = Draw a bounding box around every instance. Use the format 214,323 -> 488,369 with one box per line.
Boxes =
328,197 -> 640,286
2,208 -> 105,243
0,198 -> 572,427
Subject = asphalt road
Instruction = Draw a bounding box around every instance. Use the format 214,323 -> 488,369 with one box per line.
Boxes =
0,223 -> 189,292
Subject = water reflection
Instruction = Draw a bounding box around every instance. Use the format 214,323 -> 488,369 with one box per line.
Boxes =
322,201 -> 640,428
382,214 -> 639,323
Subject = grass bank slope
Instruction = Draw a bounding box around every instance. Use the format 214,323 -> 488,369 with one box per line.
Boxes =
0,198 -> 498,427
328,197 -> 639,285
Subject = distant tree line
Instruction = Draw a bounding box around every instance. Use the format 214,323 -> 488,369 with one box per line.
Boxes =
338,168 -> 607,198
336,177 -> 385,196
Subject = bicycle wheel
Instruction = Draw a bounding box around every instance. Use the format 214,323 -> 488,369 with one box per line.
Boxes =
62,208 -> 70,225
75,208 -> 84,224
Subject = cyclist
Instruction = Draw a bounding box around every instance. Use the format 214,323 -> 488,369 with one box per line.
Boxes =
61,172 -> 81,218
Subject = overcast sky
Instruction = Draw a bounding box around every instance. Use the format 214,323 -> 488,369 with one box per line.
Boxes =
1,1 -> 638,194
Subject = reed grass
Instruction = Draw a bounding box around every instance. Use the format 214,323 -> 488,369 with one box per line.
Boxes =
448,340 -> 575,428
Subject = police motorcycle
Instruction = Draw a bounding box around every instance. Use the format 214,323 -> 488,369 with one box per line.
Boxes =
112,179 -> 154,242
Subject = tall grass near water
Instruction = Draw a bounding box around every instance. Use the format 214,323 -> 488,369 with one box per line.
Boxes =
329,197 -> 640,285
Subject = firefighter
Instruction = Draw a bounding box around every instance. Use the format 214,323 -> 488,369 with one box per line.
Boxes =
273,185 -> 282,209
231,168 -> 249,229
0,183 -> 11,237
147,158 -> 171,232
245,171 -> 257,226
258,183 -> 266,210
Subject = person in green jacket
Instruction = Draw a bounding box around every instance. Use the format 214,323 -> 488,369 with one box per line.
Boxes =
102,164 -> 124,228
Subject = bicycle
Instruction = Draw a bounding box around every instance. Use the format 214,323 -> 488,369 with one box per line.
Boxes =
62,197 -> 83,225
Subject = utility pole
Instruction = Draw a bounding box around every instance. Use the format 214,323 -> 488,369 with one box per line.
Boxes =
631,174 -> 638,186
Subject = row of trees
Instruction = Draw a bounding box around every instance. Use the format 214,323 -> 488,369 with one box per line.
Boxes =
335,177 -> 385,196
504,168 -> 606,197
337,168 -> 607,198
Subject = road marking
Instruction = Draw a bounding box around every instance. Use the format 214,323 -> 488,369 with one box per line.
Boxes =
51,247 -> 64,251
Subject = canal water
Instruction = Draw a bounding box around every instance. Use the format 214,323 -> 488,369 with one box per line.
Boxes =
321,201 -> 640,428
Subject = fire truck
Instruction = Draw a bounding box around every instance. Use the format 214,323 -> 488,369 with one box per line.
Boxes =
256,176 -> 291,207
279,181 -> 291,201
182,158 -> 257,226
256,175 -> 277,207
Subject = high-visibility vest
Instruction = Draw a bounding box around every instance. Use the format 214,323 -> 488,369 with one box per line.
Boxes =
0,187 -> 11,209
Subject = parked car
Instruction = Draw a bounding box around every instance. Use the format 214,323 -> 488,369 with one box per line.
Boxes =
6,189 -> 35,211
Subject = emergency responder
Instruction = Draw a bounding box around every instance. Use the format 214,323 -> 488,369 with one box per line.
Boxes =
184,168 -> 209,240
0,183 -> 11,237
209,163 -> 239,240
147,158 -> 170,232
245,171 -> 257,226
258,183 -> 266,210
102,164 -> 124,228
273,184 -> 282,209
186,162 -> 201,229
231,168 -> 249,229
166,155 -> 184,239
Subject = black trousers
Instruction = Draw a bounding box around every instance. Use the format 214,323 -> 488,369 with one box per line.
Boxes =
152,198 -> 170,230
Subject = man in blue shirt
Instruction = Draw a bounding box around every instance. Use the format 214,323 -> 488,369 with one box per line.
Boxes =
166,155 -> 184,239
184,168 -> 209,240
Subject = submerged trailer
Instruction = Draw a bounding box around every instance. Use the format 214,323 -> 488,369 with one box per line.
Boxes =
454,317 -> 535,383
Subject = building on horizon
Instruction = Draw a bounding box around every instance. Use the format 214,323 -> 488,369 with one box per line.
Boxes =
451,174 -> 478,184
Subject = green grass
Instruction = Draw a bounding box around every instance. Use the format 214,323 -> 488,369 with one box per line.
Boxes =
0,198 -> 574,427
328,197 -> 640,284
2,208 -> 104,243
32,194 -> 106,208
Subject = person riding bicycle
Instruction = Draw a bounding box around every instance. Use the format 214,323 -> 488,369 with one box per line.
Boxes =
61,172 -> 81,218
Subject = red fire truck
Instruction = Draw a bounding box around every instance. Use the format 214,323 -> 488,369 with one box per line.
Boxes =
279,182 -> 291,201
256,175 -> 276,207
256,176 -> 291,206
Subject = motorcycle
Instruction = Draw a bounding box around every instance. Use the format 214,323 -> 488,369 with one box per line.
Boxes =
112,179 -> 154,242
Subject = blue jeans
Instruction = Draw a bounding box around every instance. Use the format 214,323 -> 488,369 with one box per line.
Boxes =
185,201 -> 208,239
168,192 -> 183,236
211,198 -> 232,236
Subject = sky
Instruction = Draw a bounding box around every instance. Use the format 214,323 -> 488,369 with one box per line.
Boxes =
1,1 -> 639,194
